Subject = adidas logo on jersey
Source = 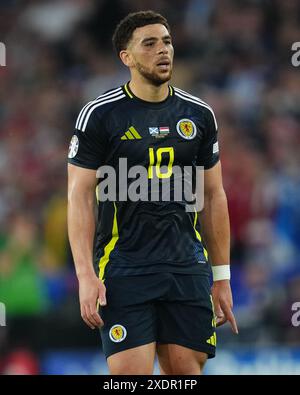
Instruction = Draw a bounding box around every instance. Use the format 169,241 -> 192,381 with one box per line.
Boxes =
121,126 -> 142,140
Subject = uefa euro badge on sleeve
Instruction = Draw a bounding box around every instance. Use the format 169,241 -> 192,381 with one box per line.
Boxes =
68,135 -> 79,158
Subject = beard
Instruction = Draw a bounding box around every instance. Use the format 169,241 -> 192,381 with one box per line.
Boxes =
135,61 -> 172,86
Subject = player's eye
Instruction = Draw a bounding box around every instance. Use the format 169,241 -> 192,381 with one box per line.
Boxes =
144,42 -> 154,47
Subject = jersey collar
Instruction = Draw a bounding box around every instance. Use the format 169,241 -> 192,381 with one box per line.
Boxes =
123,82 -> 174,107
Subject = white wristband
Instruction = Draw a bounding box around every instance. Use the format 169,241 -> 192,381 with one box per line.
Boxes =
212,265 -> 231,281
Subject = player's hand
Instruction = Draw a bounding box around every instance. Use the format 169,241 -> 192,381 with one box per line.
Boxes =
78,272 -> 107,329
211,280 -> 238,334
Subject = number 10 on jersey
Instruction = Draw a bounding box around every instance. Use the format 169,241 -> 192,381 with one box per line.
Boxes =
148,147 -> 174,179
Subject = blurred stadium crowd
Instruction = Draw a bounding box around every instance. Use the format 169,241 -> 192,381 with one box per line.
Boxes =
0,0 -> 300,374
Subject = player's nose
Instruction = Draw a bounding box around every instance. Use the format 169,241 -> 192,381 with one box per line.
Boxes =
157,42 -> 169,55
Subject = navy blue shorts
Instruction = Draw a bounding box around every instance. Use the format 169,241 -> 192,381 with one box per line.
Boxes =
99,273 -> 216,359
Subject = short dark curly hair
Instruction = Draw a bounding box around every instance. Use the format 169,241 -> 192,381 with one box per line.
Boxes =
112,10 -> 170,55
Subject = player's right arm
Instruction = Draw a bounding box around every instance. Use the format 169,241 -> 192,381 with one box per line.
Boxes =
68,164 -> 106,329
67,104 -> 109,329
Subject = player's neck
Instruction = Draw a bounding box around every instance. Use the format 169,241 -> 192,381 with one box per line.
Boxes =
129,78 -> 169,103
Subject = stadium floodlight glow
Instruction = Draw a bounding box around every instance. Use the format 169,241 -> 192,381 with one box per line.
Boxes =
0,42 -> 6,66
0,302 -> 6,326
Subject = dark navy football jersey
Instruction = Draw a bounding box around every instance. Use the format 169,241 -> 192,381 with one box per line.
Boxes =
68,83 -> 220,280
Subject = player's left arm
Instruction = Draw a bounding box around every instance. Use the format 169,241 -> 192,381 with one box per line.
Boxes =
198,161 -> 238,334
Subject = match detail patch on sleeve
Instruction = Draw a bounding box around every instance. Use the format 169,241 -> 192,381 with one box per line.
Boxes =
213,142 -> 219,154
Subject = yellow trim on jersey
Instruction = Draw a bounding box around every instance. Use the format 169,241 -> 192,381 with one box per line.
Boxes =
124,83 -> 133,98
193,209 -> 208,260
96,185 -> 100,203
98,202 -> 119,281
207,295 -> 217,346
125,82 -> 172,99
210,295 -> 217,328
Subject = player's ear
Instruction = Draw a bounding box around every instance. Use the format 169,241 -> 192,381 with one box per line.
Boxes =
119,50 -> 133,68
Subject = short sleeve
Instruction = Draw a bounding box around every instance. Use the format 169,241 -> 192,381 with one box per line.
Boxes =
196,107 -> 220,170
67,109 -> 108,170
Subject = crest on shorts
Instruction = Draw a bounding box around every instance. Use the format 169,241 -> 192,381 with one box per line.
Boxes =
176,119 -> 196,140
109,324 -> 127,343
